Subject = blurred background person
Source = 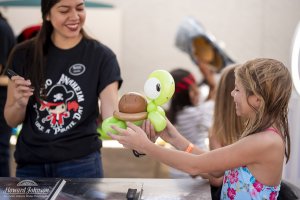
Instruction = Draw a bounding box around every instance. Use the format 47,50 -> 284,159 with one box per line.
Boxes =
16,23 -> 41,43
208,64 -> 244,199
0,11 -> 16,177
167,68 -> 214,178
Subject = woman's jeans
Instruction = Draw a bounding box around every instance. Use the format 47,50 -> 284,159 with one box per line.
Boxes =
16,151 -> 103,178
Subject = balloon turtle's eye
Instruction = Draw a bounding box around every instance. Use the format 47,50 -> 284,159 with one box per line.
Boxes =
156,83 -> 161,92
144,77 -> 161,100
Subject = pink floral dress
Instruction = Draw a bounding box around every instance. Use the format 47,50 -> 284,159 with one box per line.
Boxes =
221,166 -> 280,200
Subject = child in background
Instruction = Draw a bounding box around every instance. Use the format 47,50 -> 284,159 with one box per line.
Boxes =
17,24 -> 41,43
209,65 -> 244,149
208,64 -> 244,199
110,58 -> 292,199
168,68 -> 213,150
167,68 -> 214,178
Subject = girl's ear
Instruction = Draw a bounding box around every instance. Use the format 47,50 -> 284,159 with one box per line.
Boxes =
254,95 -> 261,108
250,95 -> 261,108
46,14 -> 50,21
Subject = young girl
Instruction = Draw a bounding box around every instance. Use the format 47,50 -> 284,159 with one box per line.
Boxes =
5,0 -> 122,178
110,58 -> 292,199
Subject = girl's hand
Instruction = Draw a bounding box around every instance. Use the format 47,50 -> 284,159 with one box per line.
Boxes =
141,118 -> 179,144
109,122 -> 151,152
141,119 -> 158,143
158,119 -> 193,151
142,119 -> 185,148
157,119 -> 180,143
11,76 -> 34,107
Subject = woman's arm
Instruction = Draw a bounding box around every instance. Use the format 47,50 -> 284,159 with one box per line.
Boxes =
99,81 -> 119,119
0,65 -> 9,86
0,75 -> 8,86
4,76 -> 33,127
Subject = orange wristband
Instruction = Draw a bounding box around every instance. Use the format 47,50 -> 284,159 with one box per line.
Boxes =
184,143 -> 194,153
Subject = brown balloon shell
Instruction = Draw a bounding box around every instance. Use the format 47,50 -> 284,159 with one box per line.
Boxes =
118,92 -> 147,113
113,111 -> 147,121
114,92 -> 148,121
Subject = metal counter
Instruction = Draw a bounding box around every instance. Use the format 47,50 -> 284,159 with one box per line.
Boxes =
0,177 -> 211,200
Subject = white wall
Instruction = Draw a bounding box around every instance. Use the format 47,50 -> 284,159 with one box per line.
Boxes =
2,0 -> 299,93
0,6 -> 122,63
100,0 -> 300,94
287,93 -> 300,186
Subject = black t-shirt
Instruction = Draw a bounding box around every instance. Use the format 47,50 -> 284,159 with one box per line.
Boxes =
11,38 -> 122,164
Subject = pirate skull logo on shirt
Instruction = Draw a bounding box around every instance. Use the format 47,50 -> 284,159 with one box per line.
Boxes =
39,84 -> 79,129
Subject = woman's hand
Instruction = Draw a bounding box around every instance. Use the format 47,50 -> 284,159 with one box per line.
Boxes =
10,76 -> 34,107
5,75 -> 34,127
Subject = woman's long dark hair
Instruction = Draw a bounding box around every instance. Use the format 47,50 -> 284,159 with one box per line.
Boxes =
0,12 -> 6,21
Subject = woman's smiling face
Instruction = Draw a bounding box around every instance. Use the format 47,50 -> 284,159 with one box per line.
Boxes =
47,0 -> 86,42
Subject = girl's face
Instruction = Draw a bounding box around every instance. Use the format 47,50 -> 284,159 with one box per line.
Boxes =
231,79 -> 258,119
47,0 -> 85,44
189,83 -> 200,106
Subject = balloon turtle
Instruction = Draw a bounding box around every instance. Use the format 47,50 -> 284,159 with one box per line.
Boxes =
99,69 -> 175,139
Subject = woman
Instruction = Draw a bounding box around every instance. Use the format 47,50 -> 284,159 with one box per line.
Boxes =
5,0 -> 122,178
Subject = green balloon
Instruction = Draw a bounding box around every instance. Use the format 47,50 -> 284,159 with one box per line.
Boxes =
148,70 -> 175,105
97,126 -> 111,140
156,106 -> 165,117
100,117 -> 126,139
148,111 -> 166,132
144,70 -> 175,133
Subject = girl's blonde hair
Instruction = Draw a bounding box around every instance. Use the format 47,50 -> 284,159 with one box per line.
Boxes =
211,64 -> 244,146
236,58 -> 292,161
